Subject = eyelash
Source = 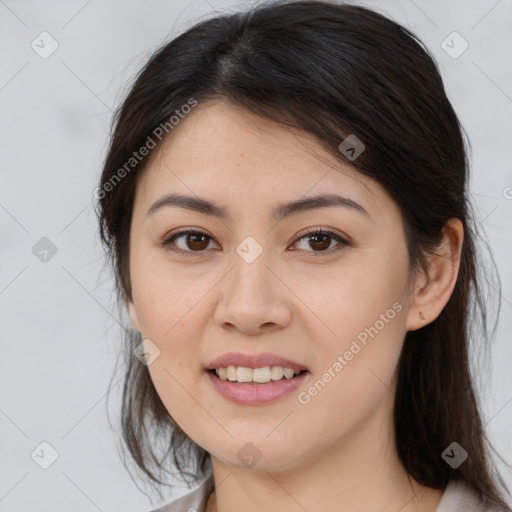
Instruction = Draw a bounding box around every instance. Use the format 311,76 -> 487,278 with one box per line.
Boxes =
158,227 -> 350,258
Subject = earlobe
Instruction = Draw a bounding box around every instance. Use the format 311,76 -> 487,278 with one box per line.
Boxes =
128,301 -> 140,332
405,277 -> 435,332
405,218 -> 464,332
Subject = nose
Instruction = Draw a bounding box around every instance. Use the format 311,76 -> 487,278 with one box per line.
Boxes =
213,247 -> 292,335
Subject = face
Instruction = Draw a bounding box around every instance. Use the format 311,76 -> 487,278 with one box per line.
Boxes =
127,98 -> 419,472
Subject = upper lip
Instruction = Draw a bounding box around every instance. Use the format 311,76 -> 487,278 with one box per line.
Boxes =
206,352 -> 309,372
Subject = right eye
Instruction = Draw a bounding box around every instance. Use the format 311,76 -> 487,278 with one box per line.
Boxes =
159,229 -> 219,257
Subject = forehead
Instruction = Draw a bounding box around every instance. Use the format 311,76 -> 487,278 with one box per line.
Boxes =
134,99 -> 392,223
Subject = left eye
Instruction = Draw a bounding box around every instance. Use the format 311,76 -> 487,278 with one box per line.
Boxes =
292,229 -> 348,254
160,228 -> 349,257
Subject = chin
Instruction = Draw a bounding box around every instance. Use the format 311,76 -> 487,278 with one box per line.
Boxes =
208,438 -> 308,473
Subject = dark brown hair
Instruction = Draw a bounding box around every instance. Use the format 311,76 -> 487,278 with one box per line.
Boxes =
96,0 -> 511,507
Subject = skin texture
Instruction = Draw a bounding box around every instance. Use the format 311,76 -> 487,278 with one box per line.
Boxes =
127,99 -> 463,512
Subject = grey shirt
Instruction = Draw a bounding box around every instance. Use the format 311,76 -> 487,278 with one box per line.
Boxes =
151,476 -> 499,512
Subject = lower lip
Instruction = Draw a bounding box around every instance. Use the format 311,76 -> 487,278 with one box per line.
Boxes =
206,370 -> 309,405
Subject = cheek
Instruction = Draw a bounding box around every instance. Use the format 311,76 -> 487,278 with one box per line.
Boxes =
131,253 -> 212,341
292,248 -> 408,427
134,271 -> 210,431
290,242 -> 408,350
295,311 -> 405,453
130,260 -> 212,414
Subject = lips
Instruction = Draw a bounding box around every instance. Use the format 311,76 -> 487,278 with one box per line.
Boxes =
205,352 -> 309,372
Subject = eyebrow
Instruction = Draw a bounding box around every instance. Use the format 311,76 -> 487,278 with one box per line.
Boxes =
146,192 -> 370,221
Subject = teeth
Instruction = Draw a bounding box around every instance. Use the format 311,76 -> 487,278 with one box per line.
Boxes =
283,367 -> 295,379
214,365 -> 303,383
226,366 -> 237,381
271,366 -> 284,380
253,367 -> 271,383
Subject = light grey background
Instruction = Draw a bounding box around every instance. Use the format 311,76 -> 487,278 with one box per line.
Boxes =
1,0 -> 511,510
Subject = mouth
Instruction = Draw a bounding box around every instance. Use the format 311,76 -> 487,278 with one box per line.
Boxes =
204,352 -> 310,404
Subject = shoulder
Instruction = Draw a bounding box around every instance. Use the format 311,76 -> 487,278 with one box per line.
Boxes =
436,479 -> 504,512
149,476 -> 215,512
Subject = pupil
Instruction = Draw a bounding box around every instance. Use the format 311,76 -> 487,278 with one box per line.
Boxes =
311,234 -> 330,250
188,234 -> 207,250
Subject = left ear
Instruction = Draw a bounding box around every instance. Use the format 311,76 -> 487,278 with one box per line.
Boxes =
405,217 -> 464,332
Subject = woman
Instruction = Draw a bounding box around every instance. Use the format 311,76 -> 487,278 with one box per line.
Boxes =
96,1 -> 511,511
